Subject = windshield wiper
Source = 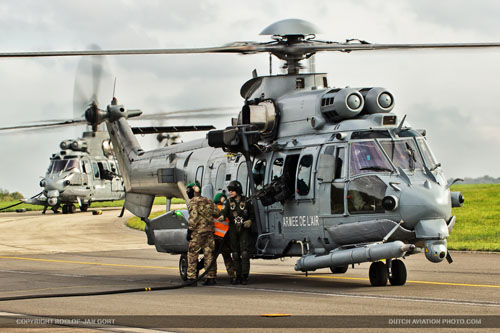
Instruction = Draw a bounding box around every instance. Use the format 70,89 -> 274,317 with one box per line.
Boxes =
360,166 -> 393,172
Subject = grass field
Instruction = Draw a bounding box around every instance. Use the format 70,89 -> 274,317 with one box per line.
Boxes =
0,197 -> 185,213
449,184 -> 500,251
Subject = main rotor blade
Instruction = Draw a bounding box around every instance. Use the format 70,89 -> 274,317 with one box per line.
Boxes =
137,107 -> 238,121
0,119 -> 86,132
2,41 -> 500,58
0,44 -> 259,58
285,41 -> 500,53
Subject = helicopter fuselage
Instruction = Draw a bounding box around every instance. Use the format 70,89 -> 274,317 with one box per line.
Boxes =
93,72 -> 463,286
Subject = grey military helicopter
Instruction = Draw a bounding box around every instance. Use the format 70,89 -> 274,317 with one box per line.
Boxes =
21,129 -> 125,214
0,52 -> 221,214
5,18 -> 491,286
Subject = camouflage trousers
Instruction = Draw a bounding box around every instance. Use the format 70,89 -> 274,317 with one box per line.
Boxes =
214,236 -> 236,278
187,231 -> 216,279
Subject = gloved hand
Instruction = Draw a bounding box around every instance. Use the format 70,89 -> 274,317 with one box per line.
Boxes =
186,229 -> 193,242
243,220 -> 252,228
217,216 -> 225,222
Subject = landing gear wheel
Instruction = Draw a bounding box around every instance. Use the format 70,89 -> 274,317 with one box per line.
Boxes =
369,261 -> 388,286
80,204 -> 89,212
330,265 -> 348,274
68,204 -> 76,214
179,253 -> 188,281
389,259 -> 407,286
62,205 -> 69,214
179,253 -> 201,281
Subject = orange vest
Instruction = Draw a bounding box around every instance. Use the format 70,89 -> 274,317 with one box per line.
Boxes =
214,203 -> 229,237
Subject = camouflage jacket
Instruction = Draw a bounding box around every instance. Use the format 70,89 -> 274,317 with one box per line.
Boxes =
188,196 -> 220,233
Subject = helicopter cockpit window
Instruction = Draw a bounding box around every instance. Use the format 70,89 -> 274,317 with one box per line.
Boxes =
253,159 -> 266,190
350,141 -> 393,176
347,176 -> 387,214
65,159 -> 80,172
297,155 -> 313,196
271,158 -> 284,180
47,161 -> 54,173
50,160 -> 79,173
380,139 -> 424,171
417,137 -> 439,169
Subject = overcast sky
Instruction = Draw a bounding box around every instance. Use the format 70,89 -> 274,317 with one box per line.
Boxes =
1,0 -> 500,196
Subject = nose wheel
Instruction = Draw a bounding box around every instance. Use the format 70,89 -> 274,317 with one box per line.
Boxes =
369,259 -> 407,286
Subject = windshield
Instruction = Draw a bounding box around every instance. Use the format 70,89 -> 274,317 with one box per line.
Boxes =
350,141 -> 393,176
380,139 -> 424,171
49,159 -> 80,174
417,137 -> 439,169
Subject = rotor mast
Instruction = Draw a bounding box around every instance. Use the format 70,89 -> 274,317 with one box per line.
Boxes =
260,19 -> 320,75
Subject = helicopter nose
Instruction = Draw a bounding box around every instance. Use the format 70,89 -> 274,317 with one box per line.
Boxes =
399,183 -> 451,227
47,197 -> 58,206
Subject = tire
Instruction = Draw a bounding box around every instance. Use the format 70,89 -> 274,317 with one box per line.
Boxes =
369,261 -> 388,286
179,253 -> 188,281
330,265 -> 348,274
389,259 -> 407,286
62,205 -> 69,214
69,204 -> 76,214
80,204 -> 89,212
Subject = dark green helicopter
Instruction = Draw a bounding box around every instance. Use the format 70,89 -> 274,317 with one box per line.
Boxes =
4,19 -> 492,286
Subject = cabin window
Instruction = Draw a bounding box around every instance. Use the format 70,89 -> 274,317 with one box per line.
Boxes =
350,141 -> 393,176
92,162 -> 100,179
109,161 -> 117,174
215,163 -> 226,191
252,159 -> 266,190
195,166 -> 204,187
237,162 -> 248,196
296,78 -> 305,89
296,155 -> 313,196
271,158 -> 284,180
347,176 -> 387,214
331,183 -> 345,214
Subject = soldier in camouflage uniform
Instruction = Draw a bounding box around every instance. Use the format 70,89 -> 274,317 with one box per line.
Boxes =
185,182 -> 220,286
220,180 -> 254,285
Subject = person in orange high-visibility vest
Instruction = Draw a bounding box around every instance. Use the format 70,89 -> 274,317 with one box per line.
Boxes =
213,192 -> 237,284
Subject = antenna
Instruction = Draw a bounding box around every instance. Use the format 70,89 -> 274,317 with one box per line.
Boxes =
112,77 -> 117,98
395,114 -> 407,135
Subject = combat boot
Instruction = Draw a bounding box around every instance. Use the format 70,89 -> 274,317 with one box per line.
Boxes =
183,279 -> 197,287
203,278 -> 216,286
241,275 -> 248,285
230,277 -> 238,285
233,275 -> 241,285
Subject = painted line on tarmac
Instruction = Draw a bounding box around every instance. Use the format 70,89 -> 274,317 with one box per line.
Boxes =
218,285 -> 500,308
0,255 -> 178,270
305,274 -> 500,288
2,255 -> 500,289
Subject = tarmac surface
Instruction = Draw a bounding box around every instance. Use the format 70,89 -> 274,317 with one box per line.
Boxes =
0,207 -> 499,331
